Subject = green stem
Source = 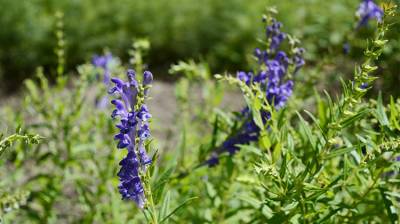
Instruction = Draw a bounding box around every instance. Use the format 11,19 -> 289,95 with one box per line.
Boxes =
144,171 -> 158,224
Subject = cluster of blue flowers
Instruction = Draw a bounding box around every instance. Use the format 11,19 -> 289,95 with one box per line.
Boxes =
109,69 -> 153,208
356,0 -> 384,28
207,18 -> 304,166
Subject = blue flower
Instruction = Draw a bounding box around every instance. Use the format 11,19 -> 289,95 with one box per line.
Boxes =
356,0 -> 383,28
206,153 -> 220,167
92,53 -> 114,85
138,105 -> 152,122
360,83 -> 369,89
254,48 -> 269,65
109,69 -> 153,207
237,71 -> 251,85
138,123 -> 151,140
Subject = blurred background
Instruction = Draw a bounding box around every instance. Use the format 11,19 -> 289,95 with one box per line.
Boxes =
0,0 -> 399,96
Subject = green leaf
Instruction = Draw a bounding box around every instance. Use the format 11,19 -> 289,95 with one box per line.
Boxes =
303,110 -> 327,144
238,195 -> 262,208
159,191 -> 171,222
282,202 -> 299,212
315,90 -> 327,127
279,153 -> 287,179
272,142 -> 282,163
153,167 -> 175,204
379,187 -> 397,224
296,112 -> 317,151
238,144 -> 262,156
323,147 -> 356,159
323,90 -> 334,123
160,197 -> 198,223
206,182 -> 217,198
376,92 -> 389,126
252,107 -> 264,130
340,108 -> 370,128
226,155 -> 234,178
259,130 -> 271,150
384,191 -> 400,199
213,108 -> 234,127
236,175 -> 258,185
389,96 -> 400,130
210,115 -> 219,149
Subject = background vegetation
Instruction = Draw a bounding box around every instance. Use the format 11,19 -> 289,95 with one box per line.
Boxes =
0,0 -> 399,96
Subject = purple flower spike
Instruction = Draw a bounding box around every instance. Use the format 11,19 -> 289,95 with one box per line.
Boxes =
109,69 -> 154,208
266,19 -> 287,52
93,53 -> 115,109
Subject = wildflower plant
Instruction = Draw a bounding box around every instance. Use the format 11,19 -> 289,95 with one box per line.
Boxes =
206,11 -> 305,166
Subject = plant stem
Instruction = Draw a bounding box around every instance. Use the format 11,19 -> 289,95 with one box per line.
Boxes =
145,171 -> 158,224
